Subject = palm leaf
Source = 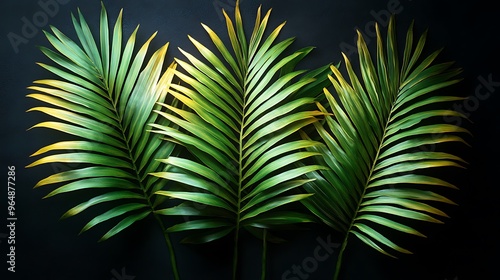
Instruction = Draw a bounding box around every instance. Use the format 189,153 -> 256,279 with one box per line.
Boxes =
301,16 -> 469,279
150,2 -> 326,279
26,4 -> 179,279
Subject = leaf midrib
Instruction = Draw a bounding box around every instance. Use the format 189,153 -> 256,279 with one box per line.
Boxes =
104,83 -> 156,214
344,88 -> 399,240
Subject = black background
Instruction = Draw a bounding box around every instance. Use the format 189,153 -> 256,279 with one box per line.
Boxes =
1,0 -> 498,279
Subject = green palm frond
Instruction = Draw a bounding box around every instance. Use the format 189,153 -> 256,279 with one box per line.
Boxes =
26,4 -> 179,279
301,16 -> 469,279
149,2 -> 327,279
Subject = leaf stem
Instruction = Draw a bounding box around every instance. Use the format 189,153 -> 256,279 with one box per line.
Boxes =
233,227 -> 240,280
234,114 -> 244,280
333,235 -> 348,280
234,70 -> 246,279
261,229 -> 267,280
154,213 -> 180,280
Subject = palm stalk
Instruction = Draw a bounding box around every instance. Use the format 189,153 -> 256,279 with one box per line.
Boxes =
26,4 -> 180,279
261,229 -> 268,280
300,16 -> 469,280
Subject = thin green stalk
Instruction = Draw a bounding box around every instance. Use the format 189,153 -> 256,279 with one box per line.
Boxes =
261,229 -> 268,280
333,235 -> 349,280
233,76 -> 246,280
154,213 -> 180,280
233,121 -> 244,280
233,227 -> 240,280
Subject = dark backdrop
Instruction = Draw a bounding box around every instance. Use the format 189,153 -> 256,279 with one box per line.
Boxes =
1,0 -> 498,279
